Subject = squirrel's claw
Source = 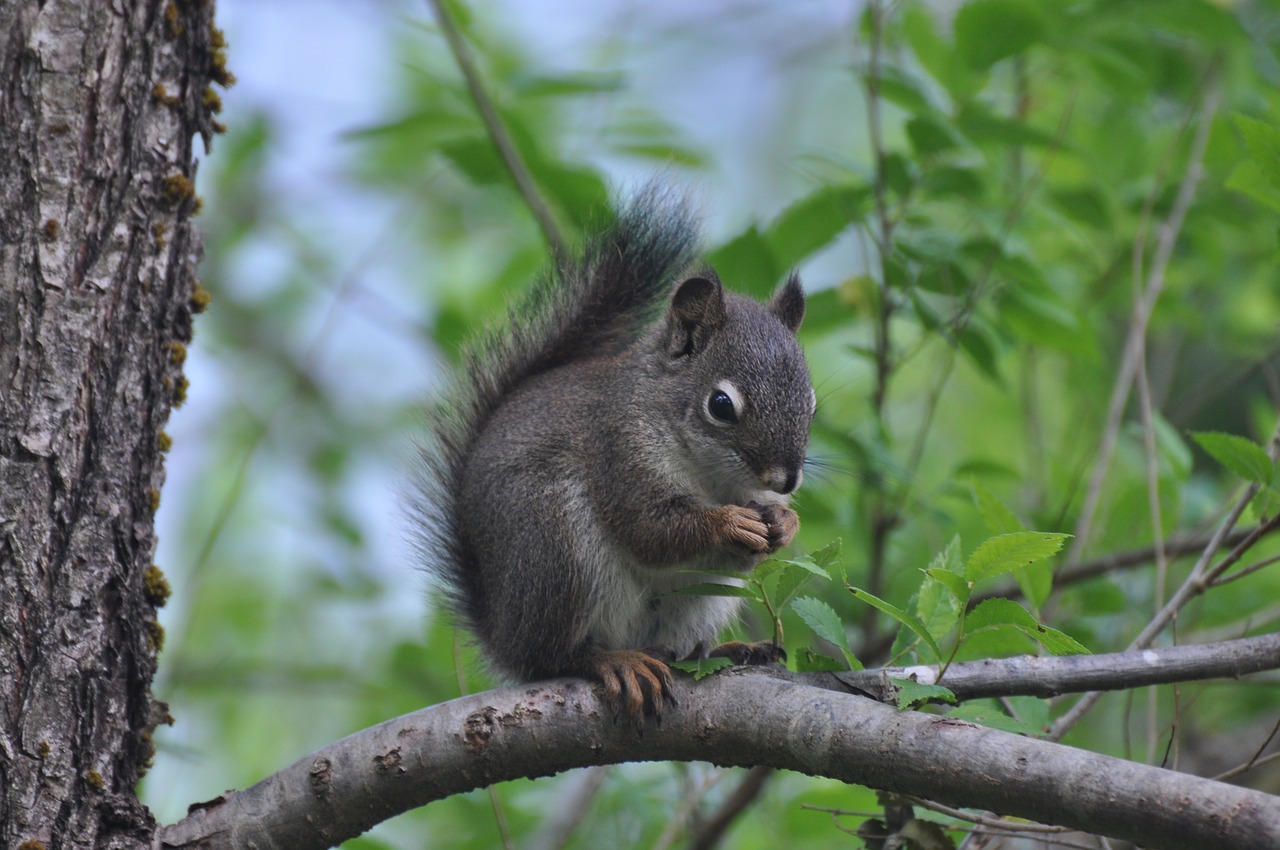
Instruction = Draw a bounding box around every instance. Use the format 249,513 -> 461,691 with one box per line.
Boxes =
592,649 -> 677,728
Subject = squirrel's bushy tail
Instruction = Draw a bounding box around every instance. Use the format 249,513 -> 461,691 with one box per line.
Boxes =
412,185 -> 701,634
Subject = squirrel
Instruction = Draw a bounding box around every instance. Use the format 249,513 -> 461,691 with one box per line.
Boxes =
414,187 -> 814,723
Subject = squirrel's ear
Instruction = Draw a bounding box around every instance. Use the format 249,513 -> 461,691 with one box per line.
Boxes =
770,272 -> 805,333
667,275 -> 726,357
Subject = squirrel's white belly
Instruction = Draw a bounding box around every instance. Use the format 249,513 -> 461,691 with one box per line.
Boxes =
587,542 -> 743,655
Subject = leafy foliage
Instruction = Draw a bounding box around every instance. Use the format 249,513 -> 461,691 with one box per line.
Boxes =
151,0 -> 1280,847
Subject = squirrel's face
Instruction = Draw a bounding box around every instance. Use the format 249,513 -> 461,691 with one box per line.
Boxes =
658,273 -> 814,506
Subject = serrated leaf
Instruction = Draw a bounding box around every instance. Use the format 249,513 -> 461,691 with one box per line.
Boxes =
662,583 -> 756,599
965,599 -> 1089,656
770,558 -> 832,579
670,657 -> 734,680
808,538 -> 843,571
1191,431 -> 1274,485
774,564 -> 822,611
965,598 -> 1036,632
1022,623 -> 1088,656
915,573 -> 962,640
971,479 -> 1025,535
925,567 -> 972,605
792,596 -> 851,655
965,532 -> 1069,583
892,678 -> 957,710
1015,561 -> 1054,613
795,646 -> 853,673
848,586 -> 944,663
752,558 -> 786,582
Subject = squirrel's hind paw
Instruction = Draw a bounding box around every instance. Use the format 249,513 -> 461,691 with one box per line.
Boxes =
707,640 -> 787,666
591,649 -> 677,728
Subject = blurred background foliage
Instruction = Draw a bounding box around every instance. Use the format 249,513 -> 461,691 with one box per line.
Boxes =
149,0 -> 1280,846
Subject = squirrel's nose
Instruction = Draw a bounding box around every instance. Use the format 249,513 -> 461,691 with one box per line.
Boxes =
765,467 -> 803,495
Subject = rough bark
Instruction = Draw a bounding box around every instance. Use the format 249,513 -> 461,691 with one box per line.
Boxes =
0,1 -> 222,847
160,667 -> 1280,850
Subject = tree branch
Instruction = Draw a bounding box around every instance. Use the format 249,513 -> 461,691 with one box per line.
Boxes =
160,645 -> 1280,850
829,632 -> 1280,703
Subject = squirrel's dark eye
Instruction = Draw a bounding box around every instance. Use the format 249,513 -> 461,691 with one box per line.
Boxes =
707,390 -> 737,423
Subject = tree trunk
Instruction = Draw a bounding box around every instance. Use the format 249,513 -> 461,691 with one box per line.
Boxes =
0,1 -> 223,846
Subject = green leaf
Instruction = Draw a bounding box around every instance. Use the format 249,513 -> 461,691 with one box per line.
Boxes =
915,573 -> 962,646
965,599 -> 1089,655
949,701 -> 1045,736
921,164 -> 986,199
1191,431 -> 1274,485
892,678 -> 957,710
1233,114 -> 1280,190
901,4 -> 975,101
1153,412 -> 1193,481
1226,160 -> 1280,212
965,532 -> 1069,583
508,70 -> 625,97
768,539 -> 841,608
766,185 -> 870,271
792,596 -> 851,655
971,480 -> 1025,535
958,104 -> 1060,149
955,0 -> 1047,70
768,557 -> 832,580
1252,485 -> 1280,522
808,538 -> 844,572
795,646 -> 850,673
957,319 -> 1003,383
1005,695 -> 1051,735
925,567 -> 971,604
772,563 -> 820,610
870,64 -> 936,115
847,586 -> 944,663
670,657 -> 734,680
1015,561 -> 1054,613
706,226 -> 779,298
662,582 -> 756,599
906,114 -> 961,156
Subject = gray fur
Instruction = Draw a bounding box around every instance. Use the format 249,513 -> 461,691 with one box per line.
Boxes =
412,187 -> 813,684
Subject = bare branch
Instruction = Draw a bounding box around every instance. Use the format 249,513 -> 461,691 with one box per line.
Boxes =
424,0 -> 566,258
160,666 -> 1280,850
830,632 -> 1280,703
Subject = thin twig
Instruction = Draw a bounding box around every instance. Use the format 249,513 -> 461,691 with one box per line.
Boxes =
1065,72 -> 1221,569
1215,719 -> 1280,782
1050,424 -> 1280,741
1208,553 -> 1280,588
686,767 -> 773,850
424,0 -> 566,258
526,766 -> 611,850
650,768 -> 725,850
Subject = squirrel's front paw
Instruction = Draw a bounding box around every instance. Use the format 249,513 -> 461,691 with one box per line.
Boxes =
712,505 -> 771,556
752,502 -> 799,552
